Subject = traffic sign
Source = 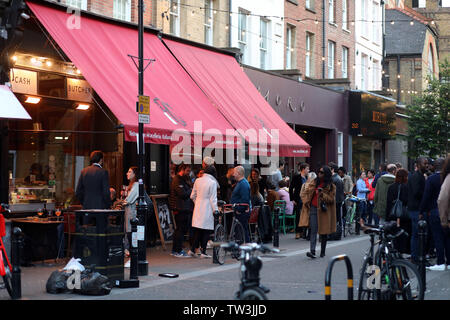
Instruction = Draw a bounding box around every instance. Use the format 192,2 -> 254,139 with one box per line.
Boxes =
138,95 -> 150,124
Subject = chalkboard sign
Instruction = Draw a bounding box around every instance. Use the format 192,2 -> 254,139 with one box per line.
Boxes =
150,194 -> 175,250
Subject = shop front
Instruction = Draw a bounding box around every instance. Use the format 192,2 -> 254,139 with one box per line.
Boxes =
243,66 -> 350,174
349,91 -> 396,176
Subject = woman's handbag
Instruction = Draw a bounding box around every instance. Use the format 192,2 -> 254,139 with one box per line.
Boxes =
390,185 -> 409,220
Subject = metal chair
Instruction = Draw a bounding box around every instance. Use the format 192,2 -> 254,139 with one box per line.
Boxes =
273,200 -> 286,234
248,206 -> 261,242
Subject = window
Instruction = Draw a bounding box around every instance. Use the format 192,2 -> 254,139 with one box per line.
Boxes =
361,0 -> 368,38
328,41 -> 335,79
286,25 -> 296,69
306,32 -> 313,76
204,0 -> 213,45
328,0 -> 335,24
361,54 -> 368,90
113,0 -> 131,22
342,46 -> 348,78
337,132 -> 344,167
66,0 -> 87,10
342,0 -> 348,30
306,0 -> 314,10
170,0 -> 180,36
372,2 -> 379,44
440,0 -> 450,7
427,44 -> 435,77
260,18 -> 268,69
413,0 -> 426,7
373,59 -> 379,89
238,9 -> 248,63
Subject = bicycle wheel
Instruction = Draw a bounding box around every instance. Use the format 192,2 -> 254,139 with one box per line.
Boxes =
388,259 -> 424,300
240,287 -> 268,300
1,257 -> 13,299
230,221 -> 245,260
357,255 -> 376,300
213,224 -> 226,265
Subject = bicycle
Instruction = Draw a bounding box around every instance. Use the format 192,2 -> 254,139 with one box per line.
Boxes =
213,201 -> 249,265
0,203 -> 13,298
343,195 -> 366,237
220,241 -> 279,300
357,221 -> 424,300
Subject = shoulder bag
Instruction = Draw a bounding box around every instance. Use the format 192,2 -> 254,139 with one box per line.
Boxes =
390,185 -> 409,220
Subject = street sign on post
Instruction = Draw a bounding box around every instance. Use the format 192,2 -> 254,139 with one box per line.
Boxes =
138,95 -> 150,124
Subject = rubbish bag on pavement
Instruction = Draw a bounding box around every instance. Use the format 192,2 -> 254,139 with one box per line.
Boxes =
46,270 -> 71,294
63,257 -> 85,272
74,270 -> 112,296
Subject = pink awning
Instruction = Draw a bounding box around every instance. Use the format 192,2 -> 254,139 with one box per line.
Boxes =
27,2 -> 239,149
163,39 -> 310,157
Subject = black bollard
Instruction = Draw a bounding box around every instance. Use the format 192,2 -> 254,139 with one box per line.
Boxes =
273,207 -> 280,248
212,211 -> 219,264
11,227 -> 23,300
130,217 -> 139,280
418,220 -> 427,292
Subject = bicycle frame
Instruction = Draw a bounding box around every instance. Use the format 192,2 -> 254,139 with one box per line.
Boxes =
0,227 -> 12,276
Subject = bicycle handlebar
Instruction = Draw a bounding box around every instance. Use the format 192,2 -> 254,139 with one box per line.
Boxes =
222,203 -> 250,213
0,203 -> 11,214
219,241 -> 279,254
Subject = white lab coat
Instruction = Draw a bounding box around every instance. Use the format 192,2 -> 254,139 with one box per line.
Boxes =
190,173 -> 218,230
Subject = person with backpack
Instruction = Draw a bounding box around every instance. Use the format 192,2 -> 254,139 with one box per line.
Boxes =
373,164 -> 397,226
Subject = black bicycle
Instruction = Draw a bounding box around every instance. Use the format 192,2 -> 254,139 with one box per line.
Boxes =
213,201 -> 248,265
358,222 -> 424,300
221,241 -> 279,300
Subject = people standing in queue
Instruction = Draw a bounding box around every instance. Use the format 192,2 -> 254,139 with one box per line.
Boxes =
290,163 -> 309,239
373,164 -> 397,228
75,150 -> 111,210
169,163 -> 194,258
189,165 -> 218,258
299,166 -> 336,259
329,162 -> 344,240
356,171 -> 370,230
231,166 -> 252,243
121,166 -> 139,268
437,156 -> 450,270
407,157 -> 428,264
365,169 -> 377,226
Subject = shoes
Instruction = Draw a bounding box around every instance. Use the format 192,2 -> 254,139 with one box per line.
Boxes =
187,250 -> 197,257
320,252 -> 326,258
206,240 -> 213,249
199,253 -> 212,259
295,233 -> 301,239
426,264 -> 446,271
173,250 -> 191,258
306,251 -> 316,259
124,260 -> 130,268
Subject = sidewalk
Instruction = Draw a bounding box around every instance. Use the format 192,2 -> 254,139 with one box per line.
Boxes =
0,232 -> 329,300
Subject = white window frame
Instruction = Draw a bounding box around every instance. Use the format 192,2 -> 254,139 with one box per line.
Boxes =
342,0 -> 348,30
361,53 -> 368,90
306,32 -> 313,77
361,0 -> 368,38
337,132 -> 344,167
204,0 -> 213,45
328,41 -> 335,79
66,0 -> 87,10
419,0 -> 426,7
260,18 -> 268,69
238,9 -> 249,63
170,0 -> 180,37
328,0 -> 335,24
342,46 -> 348,78
372,59 -> 379,90
441,0 -> 450,7
372,2 -> 379,44
113,0 -> 131,22
286,25 -> 295,69
306,0 -> 314,10
427,44 -> 435,76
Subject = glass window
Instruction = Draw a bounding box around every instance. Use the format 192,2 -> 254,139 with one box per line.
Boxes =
342,0 -> 348,30
66,0 -> 87,10
372,2 -> 379,44
328,41 -> 335,79
329,0 -> 335,23
342,47 -> 348,78
306,32 -> 314,77
286,25 -> 296,69
361,54 -> 368,90
204,0 -> 213,45
260,18 -> 268,69
440,0 -> 450,7
427,44 -> 435,77
306,0 -> 314,10
170,0 -> 180,36
337,132 -> 344,167
113,0 -> 131,22
238,9 -> 248,63
373,59 -> 379,90
361,0 -> 368,38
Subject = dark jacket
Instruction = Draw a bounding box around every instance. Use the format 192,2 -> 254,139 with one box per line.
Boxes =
75,164 -> 111,209
386,182 -> 408,221
169,174 -> 194,213
289,172 -> 305,204
219,175 -> 234,203
407,171 -> 426,211
331,173 -> 345,204
372,171 -> 387,188
419,172 -> 442,214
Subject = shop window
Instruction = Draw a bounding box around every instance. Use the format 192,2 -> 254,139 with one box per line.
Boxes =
38,72 -> 66,98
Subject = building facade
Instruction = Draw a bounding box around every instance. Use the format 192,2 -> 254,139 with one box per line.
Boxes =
284,0 -> 356,89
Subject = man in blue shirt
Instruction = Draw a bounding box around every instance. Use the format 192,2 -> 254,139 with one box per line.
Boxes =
231,165 -> 252,243
419,158 -> 448,271
356,171 -> 370,230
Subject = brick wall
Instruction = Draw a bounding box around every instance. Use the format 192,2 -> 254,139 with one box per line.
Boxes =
284,0 -> 355,88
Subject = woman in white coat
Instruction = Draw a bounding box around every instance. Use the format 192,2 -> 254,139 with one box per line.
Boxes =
189,165 -> 219,258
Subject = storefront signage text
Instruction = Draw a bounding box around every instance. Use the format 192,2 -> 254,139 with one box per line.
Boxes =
9,68 -> 37,95
67,78 -> 92,102
257,86 -> 306,113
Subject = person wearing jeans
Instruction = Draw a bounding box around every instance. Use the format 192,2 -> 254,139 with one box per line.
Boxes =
231,166 -> 252,243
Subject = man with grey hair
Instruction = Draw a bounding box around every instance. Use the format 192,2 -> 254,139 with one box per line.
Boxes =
373,164 -> 397,227
202,156 -> 215,168
231,165 -> 252,243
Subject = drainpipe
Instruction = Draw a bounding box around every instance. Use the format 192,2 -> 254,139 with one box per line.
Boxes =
381,0 -> 386,89
322,0 -> 326,79
397,54 -> 400,102
228,0 -> 232,47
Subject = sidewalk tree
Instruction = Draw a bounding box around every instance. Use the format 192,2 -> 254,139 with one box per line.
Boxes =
405,59 -> 450,159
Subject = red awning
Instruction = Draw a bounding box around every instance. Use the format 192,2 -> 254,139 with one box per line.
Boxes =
27,2 -> 239,149
163,39 -> 310,158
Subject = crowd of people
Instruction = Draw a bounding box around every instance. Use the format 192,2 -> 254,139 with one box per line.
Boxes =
75,150 -> 450,270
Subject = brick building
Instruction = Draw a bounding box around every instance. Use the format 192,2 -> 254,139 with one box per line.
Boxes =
284,0 -> 356,89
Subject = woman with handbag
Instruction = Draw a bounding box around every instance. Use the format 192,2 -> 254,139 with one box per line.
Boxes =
385,168 -> 411,254
299,166 -> 336,259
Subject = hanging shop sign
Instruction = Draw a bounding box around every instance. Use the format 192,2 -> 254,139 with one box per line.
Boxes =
9,68 -> 38,95
67,78 -> 93,102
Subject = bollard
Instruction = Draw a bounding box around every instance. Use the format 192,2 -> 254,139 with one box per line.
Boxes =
273,207 -> 280,248
11,227 -> 23,300
324,254 -> 353,300
418,220 -> 427,292
212,211 -> 219,264
130,217 -> 139,280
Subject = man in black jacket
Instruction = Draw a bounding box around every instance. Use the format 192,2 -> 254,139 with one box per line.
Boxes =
75,150 -> 111,209
329,162 -> 345,239
408,157 -> 428,263
290,162 -> 309,239
169,163 -> 194,257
